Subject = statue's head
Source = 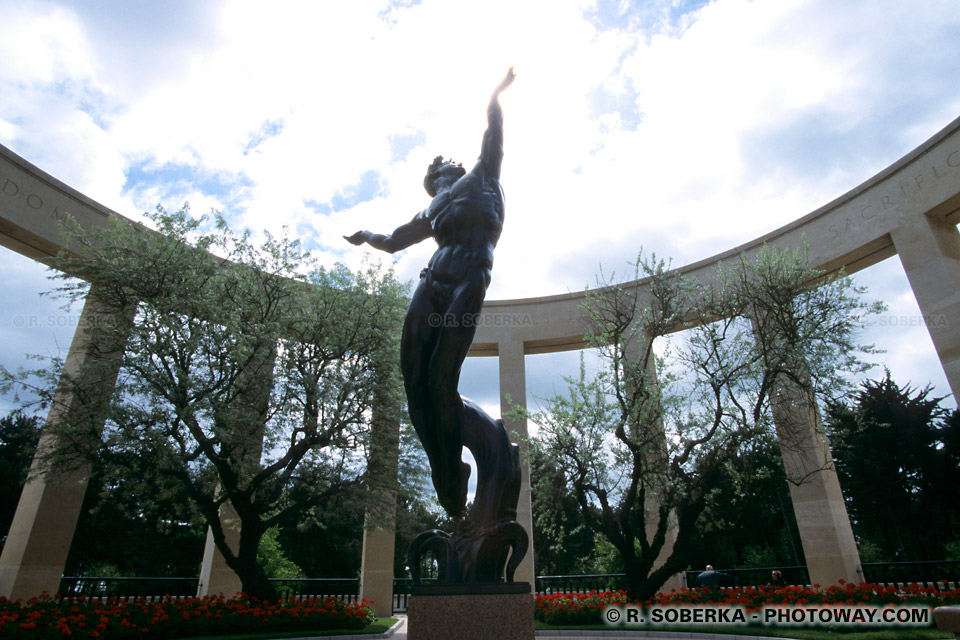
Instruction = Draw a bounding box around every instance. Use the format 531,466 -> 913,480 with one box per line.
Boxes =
423,155 -> 466,196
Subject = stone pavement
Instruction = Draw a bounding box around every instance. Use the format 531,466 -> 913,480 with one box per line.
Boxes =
274,616 -> 792,640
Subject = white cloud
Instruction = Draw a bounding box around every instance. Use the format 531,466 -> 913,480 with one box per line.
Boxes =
2,0 -> 960,417
0,5 -> 93,83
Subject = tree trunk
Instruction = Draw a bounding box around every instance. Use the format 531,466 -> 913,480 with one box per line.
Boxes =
237,559 -> 276,601
625,570 -> 661,603
218,524 -> 277,601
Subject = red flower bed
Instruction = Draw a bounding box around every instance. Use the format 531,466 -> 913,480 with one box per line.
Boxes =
535,582 -> 960,626
535,590 -> 628,625
0,593 -> 376,639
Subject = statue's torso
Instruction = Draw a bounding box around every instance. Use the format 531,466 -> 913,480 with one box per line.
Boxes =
426,173 -> 503,287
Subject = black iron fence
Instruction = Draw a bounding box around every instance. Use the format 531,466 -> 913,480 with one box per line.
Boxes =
861,560 -> 960,590
536,567 -> 811,594
58,576 -> 199,600
56,561 -> 960,612
57,577 -> 361,601
535,573 -> 627,595
269,578 -> 359,601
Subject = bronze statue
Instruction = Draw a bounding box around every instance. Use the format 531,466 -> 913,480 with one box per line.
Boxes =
346,68 -> 527,585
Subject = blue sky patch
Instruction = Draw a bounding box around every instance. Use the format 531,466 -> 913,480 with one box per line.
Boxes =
303,199 -> 333,216
51,77 -> 116,130
584,0 -> 711,34
243,118 -> 285,155
303,169 -> 386,216
587,84 -> 643,131
294,217 -> 323,251
378,0 -> 424,24
388,129 -> 426,162
739,106 -> 889,184
123,158 -> 253,207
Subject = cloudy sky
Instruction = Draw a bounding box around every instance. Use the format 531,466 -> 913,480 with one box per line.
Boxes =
2,0 -> 960,419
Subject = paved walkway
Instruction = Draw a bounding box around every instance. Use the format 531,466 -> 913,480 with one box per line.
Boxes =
313,616 -> 789,640
268,616 -> 793,639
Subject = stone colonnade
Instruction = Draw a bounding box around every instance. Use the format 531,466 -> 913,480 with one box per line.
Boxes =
3,113 -> 960,600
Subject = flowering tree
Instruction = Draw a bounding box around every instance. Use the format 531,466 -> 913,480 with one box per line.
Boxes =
526,247 -> 881,601
4,207 -> 406,599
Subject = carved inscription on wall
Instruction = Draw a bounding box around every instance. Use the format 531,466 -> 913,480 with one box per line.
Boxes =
0,175 -> 71,226
828,148 -> 960,239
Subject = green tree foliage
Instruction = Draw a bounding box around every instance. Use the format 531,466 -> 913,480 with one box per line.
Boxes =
273,481 -> 366,578
1,206 -> 407,599
64,440 -> 206,577
257,525 -> 305,579
1,415 -> 205,577
530,447 -> 596,575
271,422 -> 440,580
0,412 -> 41,552
393,423 -> 446,576
827,371 -> 960,560
526,247 -> 880,601
685,436 -> 803,571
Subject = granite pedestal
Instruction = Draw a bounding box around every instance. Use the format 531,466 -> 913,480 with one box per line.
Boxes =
935,606 -> 960,639
406,583 -> 534,640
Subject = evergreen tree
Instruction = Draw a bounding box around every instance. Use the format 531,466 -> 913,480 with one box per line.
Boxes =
685,436 -> 803,571
828,371 -> 960,560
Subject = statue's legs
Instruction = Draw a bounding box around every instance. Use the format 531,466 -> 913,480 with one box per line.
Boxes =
400,271 -> 486,516
403,272 -> 530,584
401,281 -> 440,463
425,270 -> 487,515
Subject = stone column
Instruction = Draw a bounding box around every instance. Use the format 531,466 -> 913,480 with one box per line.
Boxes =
0,287 -> 132,600
197,338 -> 275,597
359,521 -> 397,617
757,332 -> 861,587
497,339 -> 535,586
890,214 -> 960,399
197,503 -> 244,598
359,362 -> 401,617
770,382 -> 861,586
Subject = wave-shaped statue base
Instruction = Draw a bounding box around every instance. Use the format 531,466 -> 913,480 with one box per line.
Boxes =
407,400 -> 528,585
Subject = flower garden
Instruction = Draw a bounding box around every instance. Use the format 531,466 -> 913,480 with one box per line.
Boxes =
0,593 -> 377,639
3,582 -> 959,637
535,582 -> 960,628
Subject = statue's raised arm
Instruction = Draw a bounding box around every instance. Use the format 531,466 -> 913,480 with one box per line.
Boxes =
479,67 -> 516,181
346,68 -> 515,252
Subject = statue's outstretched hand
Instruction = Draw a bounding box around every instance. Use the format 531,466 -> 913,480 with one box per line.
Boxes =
494,67 -> 516,96
344,230 -> 370,246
